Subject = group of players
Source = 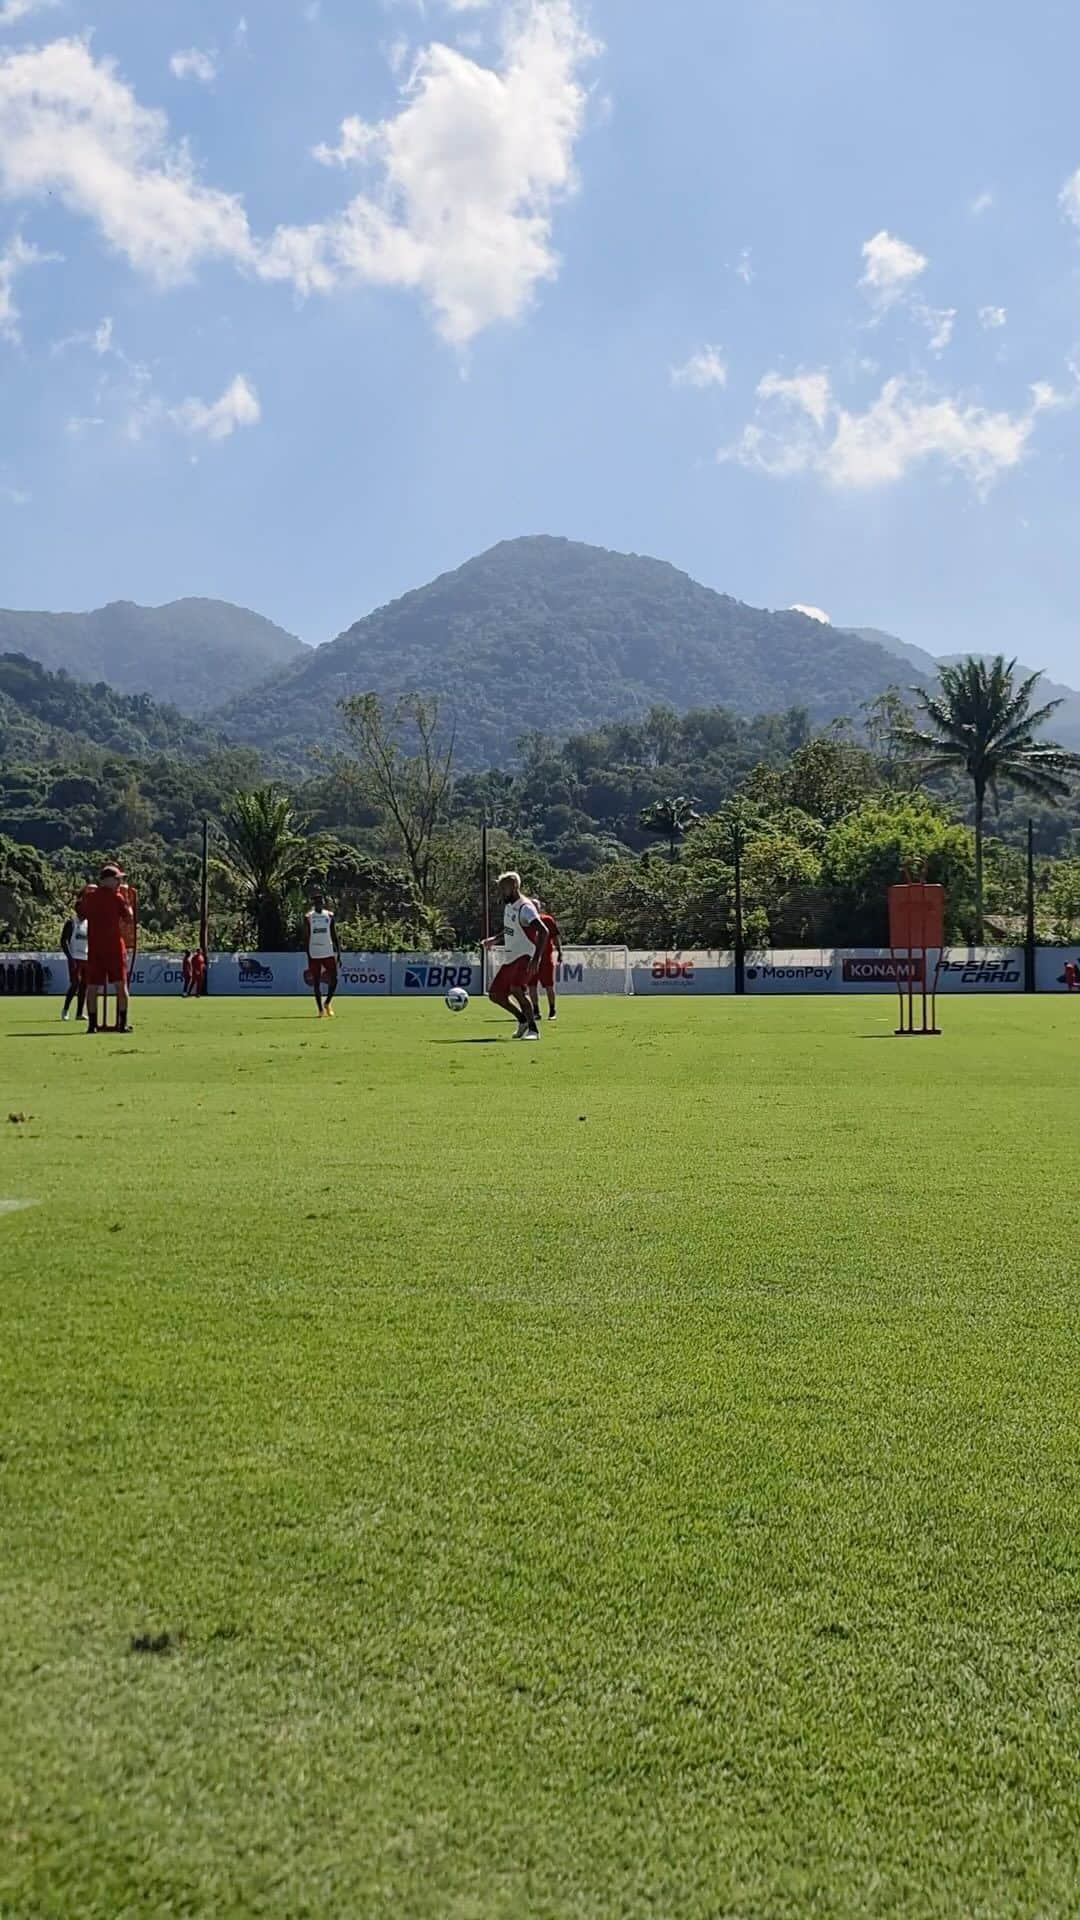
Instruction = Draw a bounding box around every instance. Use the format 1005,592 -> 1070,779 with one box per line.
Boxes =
485,871 -> 562,1040
59,863 -> 135,1033
298,876 -> 563,1036
57,866 -> 563,1036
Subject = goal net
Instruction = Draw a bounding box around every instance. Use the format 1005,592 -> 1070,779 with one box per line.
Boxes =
483,945 -> 634,995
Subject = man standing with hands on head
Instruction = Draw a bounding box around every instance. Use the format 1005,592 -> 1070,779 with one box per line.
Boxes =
485,871 -> 548,1041
76,862 -> 135,1034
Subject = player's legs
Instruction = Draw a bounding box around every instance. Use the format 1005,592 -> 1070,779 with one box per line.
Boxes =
85,984 -> 101,1032
62,966 -> 78,1019
323,961 -> 338,1015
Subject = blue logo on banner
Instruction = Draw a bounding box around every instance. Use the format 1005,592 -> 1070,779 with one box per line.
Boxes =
403,964 -> 474,991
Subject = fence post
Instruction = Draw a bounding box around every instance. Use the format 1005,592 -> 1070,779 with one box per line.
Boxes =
1025,819 -> 1036,994
733,830 -> 746,996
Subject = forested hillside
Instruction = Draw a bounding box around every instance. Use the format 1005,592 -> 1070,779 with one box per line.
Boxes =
0,599 -> 303,714
219,538 -> 929,765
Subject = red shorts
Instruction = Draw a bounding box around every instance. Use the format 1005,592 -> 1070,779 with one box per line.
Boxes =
66,958 -> 87,987
86,945 -> 127,987
308,956 -> 337,983
490,955 -> 533,1000
537,953 -> 557,991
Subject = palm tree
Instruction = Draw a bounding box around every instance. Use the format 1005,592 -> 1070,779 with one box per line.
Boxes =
219,786 -> 312,949
638,794 -> 701,863
895,657 -> 1078,939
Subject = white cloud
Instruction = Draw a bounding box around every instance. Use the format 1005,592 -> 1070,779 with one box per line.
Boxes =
671,344 -> 726,390
0,0 -> 58,27
0,38 -> 254,285
1061,170 -> 1080,229
235,17 -> 249,50
790,604 -> 830,624
970,189 -> 994,217
859,229 -> 927,307
0,6 -> 597,346
288,0 -> 598,344
52,309 -> 113,356
917,304 -> 955,354
169,372 -> 260,440
979,305 -> 1007,330
170,48 -> 219,86
734,246 -> 753,285
313,114 -> 382,168
2,482 -> 30,503
724,369 -> 1064,496
0,230 -> 55,341
757,368 -> 831,427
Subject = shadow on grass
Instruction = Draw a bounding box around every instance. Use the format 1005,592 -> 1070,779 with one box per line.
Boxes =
428,1036 -> 505,1045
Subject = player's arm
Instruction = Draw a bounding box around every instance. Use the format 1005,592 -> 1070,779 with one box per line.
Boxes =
332,913 -> 341,960
524,910 -> 549,981
303,911 -> 313,959
60,917 -> 74,958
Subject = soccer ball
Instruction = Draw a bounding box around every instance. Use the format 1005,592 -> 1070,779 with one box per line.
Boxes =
445,987 -> 470,1013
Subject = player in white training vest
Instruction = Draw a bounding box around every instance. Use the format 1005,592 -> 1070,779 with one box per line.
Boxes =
304,890 -> 341,1017
485,871 -> 549,1040
60,903 -> 89,1021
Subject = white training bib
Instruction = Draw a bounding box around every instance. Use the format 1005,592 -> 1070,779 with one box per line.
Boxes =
503,897 -> 540,962
69,918 -> 89,962
307,910 -> 335,959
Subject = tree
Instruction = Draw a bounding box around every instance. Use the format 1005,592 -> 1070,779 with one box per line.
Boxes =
638,794 -> 701,862
0,832 -> 60,943
338,693 -> 455,904
822,794 -> 974,944
218,786 -> 311,949
895,657 -> 1079,940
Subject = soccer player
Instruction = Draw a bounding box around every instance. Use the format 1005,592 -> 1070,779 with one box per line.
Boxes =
76,862 -> 134,1034
530,902 -> 563,1023
60,902 -> 89,1021
190,947 -> 207,998
1065,959 -> 1078,993
486,871 -> 548,1040
305,889 -> 341,1017
181,951 -> 193,997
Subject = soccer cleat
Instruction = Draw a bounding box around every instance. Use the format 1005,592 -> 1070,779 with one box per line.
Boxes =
61,1007 -> 70,1020
548,1009 -> 558,1022
325,1005 -> 335,1018
523,1023 -> 541,1041
513,1020 -> 528,1038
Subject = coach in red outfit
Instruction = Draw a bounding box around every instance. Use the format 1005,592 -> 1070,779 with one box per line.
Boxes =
75,863 -> 135,1034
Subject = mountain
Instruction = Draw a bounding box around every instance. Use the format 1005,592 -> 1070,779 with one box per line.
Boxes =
219,536 -> 932,767
848,626 -> 1080,751
0,652 -> 230,762
0,598 -> 303,715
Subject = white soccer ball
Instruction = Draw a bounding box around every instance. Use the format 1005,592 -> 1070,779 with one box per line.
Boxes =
445,987 -> 470,1013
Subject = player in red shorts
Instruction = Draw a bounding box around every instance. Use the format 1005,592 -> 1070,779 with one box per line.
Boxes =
530,903 -> 563,1023
76,861 -> 135,1033
485,871 -> 548,1040
304,890 -> 341,1017
60,901 -> 89,1021
190,947 -> 207,997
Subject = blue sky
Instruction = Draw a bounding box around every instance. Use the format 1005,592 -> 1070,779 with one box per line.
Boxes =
2,0 -> 1080,683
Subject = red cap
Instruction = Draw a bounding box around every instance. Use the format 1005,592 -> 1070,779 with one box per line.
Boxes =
100,862 -> 124,880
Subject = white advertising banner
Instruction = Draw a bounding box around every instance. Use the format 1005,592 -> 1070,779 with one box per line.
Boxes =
554,949 -> 632,995
208,951 -> 307,996
745,951 -> 840,993
334,953 -> 391,996
1035,948 -> 1080,992
631,951 -> 736,995
390,953 -> 483,997
127,954 -> 187,995
745,948 -> 1026,994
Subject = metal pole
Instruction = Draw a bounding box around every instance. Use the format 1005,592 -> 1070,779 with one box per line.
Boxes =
1025,818 -> 1036,994
199,815 -> 210,995
733,827 -> 745,996
480,818 -> 491,986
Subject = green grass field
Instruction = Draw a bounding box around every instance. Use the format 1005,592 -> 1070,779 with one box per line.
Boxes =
1,993 -> 1077,1919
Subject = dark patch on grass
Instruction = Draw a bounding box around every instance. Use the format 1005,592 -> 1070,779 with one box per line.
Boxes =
129,1630 -> 174,1656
